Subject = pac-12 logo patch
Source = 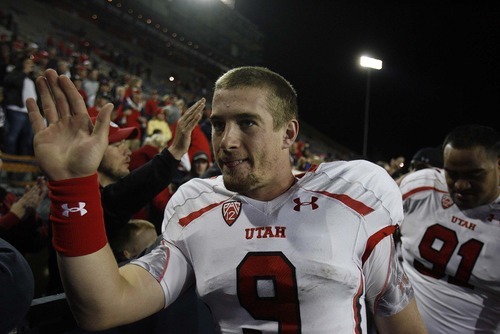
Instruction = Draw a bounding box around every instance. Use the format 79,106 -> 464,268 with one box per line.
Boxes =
222,201 -> 242,226
441,194 -> 454,209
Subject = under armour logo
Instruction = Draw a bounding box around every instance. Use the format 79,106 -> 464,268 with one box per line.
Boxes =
487,211 -> 500,224
293,196 -> 319,211
61,202 -> 88,217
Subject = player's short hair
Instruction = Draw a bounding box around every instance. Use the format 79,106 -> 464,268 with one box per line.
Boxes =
215,66 -> 298,130
443,124 -> 499,159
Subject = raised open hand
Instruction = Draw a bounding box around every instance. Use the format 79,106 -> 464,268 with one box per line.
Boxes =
168,98 -> 205,160
26,69 -> 112,181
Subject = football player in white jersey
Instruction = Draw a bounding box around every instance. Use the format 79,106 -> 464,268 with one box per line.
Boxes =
27,67 -> 427,333
399,124 -> 500,333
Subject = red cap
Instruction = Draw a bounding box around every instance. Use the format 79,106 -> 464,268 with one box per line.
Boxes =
91,117 -> 138,144
154,107 -> 164,117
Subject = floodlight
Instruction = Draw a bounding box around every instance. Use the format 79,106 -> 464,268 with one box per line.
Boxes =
360,56 -> 382,70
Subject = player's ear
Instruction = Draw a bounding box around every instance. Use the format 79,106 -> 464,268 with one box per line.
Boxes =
282,119 -> 299,149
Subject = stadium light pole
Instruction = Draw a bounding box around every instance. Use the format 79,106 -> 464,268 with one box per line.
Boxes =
360,56 -> 382,158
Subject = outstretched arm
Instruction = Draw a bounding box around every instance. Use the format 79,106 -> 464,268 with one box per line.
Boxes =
27,69 -> 165,330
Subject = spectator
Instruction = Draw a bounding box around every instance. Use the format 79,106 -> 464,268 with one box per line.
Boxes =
123,75 -> 142,99
146,107 -> 172,139
129,133 -> 169,172
113,84 -> 126,106
0,177 -> 49,254
87,91 -> 112,118
75,64 -> 88,82
72,75 -> 88,106
82,67 -> 100,107
296,155 -> 312,171
95,120 -> 138,189
289,141 -> 300,166
29,66 -> 426,333
164,102 -> 180,125
387,155 -> 406,179
144,89 -> 160,120
85,95 -> 204,241
181,151 -> 210,185
33,49 -> 49,75
44,47 -> 58,70
97,77 -> 113,96
0,175 -> 50,297
114,87 -> 146,150
161,93 -> 172,107
398,124 -> 499,333
0,177 -> 47,230
3,55 -> 37,155
175,98 -> 186,114
56,59 -> 71,78
301,141 -> 312,159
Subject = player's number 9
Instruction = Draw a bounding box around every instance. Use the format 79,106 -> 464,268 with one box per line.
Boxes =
237,252 -> 301,334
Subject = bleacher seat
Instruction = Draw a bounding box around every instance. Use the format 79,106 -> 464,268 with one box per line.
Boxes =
0,152 -> 41,187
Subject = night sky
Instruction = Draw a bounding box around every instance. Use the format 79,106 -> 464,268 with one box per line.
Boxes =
234,1 -> 500,162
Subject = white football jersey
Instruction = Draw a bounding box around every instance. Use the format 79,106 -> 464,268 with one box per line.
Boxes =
132,160 -> 414,333
399,168 -> 500,333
